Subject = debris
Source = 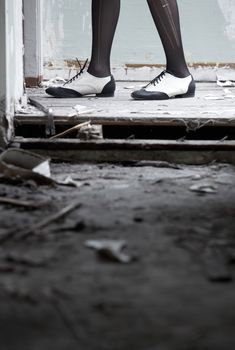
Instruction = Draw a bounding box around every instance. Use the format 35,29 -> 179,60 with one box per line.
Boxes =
123,85 -> 135,89
40,77 -> 67,88
217,80 -> 235,87
124,160 -> 181,169
202,246 -> 232,282
49,121 -> 91,140
2,251 -> 54,268
56,176 -> 83,188
0,201 -> 82,244
189,183 -> 218,194
0,148 -> 55,185
68,104 -> 95,117
85,239 -> 135,264
29,98 -> 56,136
16,105 -> 37,114
204,95 -> 224,100
0,196 -> 47,208
132,110 -> 184,115
78,124 -> 103,140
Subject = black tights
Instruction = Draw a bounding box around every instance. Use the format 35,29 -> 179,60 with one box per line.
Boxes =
88,0 -> 189,78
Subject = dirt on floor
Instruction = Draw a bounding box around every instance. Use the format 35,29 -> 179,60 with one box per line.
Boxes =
0,160 -> 235,350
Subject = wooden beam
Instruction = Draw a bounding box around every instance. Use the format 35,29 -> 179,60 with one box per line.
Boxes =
23,0 -> 43,87
0,0 -> 24,147
12,138 -> 235,165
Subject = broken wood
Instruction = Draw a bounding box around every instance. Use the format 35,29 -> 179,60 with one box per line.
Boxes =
0,196 -> 46,208
49,121 -> 91,140
11,138 -> 235,165
0,201 -> 82,244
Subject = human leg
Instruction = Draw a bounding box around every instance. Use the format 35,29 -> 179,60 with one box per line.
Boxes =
88,0 -> 120,77
46,0 -> 120,98
132,0 -> 195,100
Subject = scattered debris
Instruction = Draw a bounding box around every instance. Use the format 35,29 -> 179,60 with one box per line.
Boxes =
217,80 -> 235,87
16,105 -> 38,114
123,85 -> 135,90
68,104 -> 95,117
56,176 -> 83,188
1,251 -> 54,268
223,88 -> 235,99
40,77 -> 67,88
0,196 -> 47,209
49,121 -> 91,140
85,239 -> 135,264
0,148 -> 55,186
204,95 -> 224,100
189,183 -> 218,194
0,201 -> 82,244
78,124 -> 103,140
124,160 -> 181,169
204,88 -> 235,100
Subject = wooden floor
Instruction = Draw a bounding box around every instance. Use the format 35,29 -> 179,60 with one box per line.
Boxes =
15,82 -> 235,127
13,82 -> 235,164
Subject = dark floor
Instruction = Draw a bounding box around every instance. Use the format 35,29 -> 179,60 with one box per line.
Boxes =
0,161 -> 235,350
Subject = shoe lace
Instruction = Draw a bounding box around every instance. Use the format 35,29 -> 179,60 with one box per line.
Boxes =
147,70 -> 167,87
63,58 -> 88,86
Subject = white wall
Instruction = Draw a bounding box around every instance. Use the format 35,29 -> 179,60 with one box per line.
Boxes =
43,0 -> 235,68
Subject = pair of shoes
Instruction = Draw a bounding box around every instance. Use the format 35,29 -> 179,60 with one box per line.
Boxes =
46,67 -> 195,100
46,60 -> 116,98
131,70 -> 196,100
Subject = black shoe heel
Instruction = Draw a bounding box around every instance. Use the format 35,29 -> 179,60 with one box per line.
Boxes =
96,75 -> 115,98
96,92 -> 115,97
176,78 -> 196,99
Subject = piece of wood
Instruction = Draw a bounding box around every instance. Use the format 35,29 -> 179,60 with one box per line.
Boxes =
0,196 -> 45,208
49,121 -> 91,140
0,201 -> 82,244
13,138 -> 235,150
11,138 -> 235,165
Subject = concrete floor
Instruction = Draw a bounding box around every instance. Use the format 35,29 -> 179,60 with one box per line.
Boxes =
0,161 -> 235,350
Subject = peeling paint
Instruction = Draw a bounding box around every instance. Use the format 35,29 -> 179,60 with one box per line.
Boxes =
43,0 -> 235,68
217,0 -> 235,41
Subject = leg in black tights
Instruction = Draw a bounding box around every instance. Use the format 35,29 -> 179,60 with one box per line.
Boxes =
147,0 -> 189,78
131,0 -> 195,99
45,0 -> 120,97
88,0 -> 121,78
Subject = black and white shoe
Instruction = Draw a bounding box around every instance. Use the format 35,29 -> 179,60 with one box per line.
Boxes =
46,62 -> 115,98
131,71 -> 195,100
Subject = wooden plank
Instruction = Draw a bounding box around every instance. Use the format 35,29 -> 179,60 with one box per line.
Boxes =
0,0 -> 24,147
15,83 -> 235,128
23,0 -> 43,87
12,138 -> 235,165
14,138 -> 235,150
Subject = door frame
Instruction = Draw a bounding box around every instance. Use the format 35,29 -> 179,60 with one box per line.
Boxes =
0,0 -> 24,147
23,0 -> 44,87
